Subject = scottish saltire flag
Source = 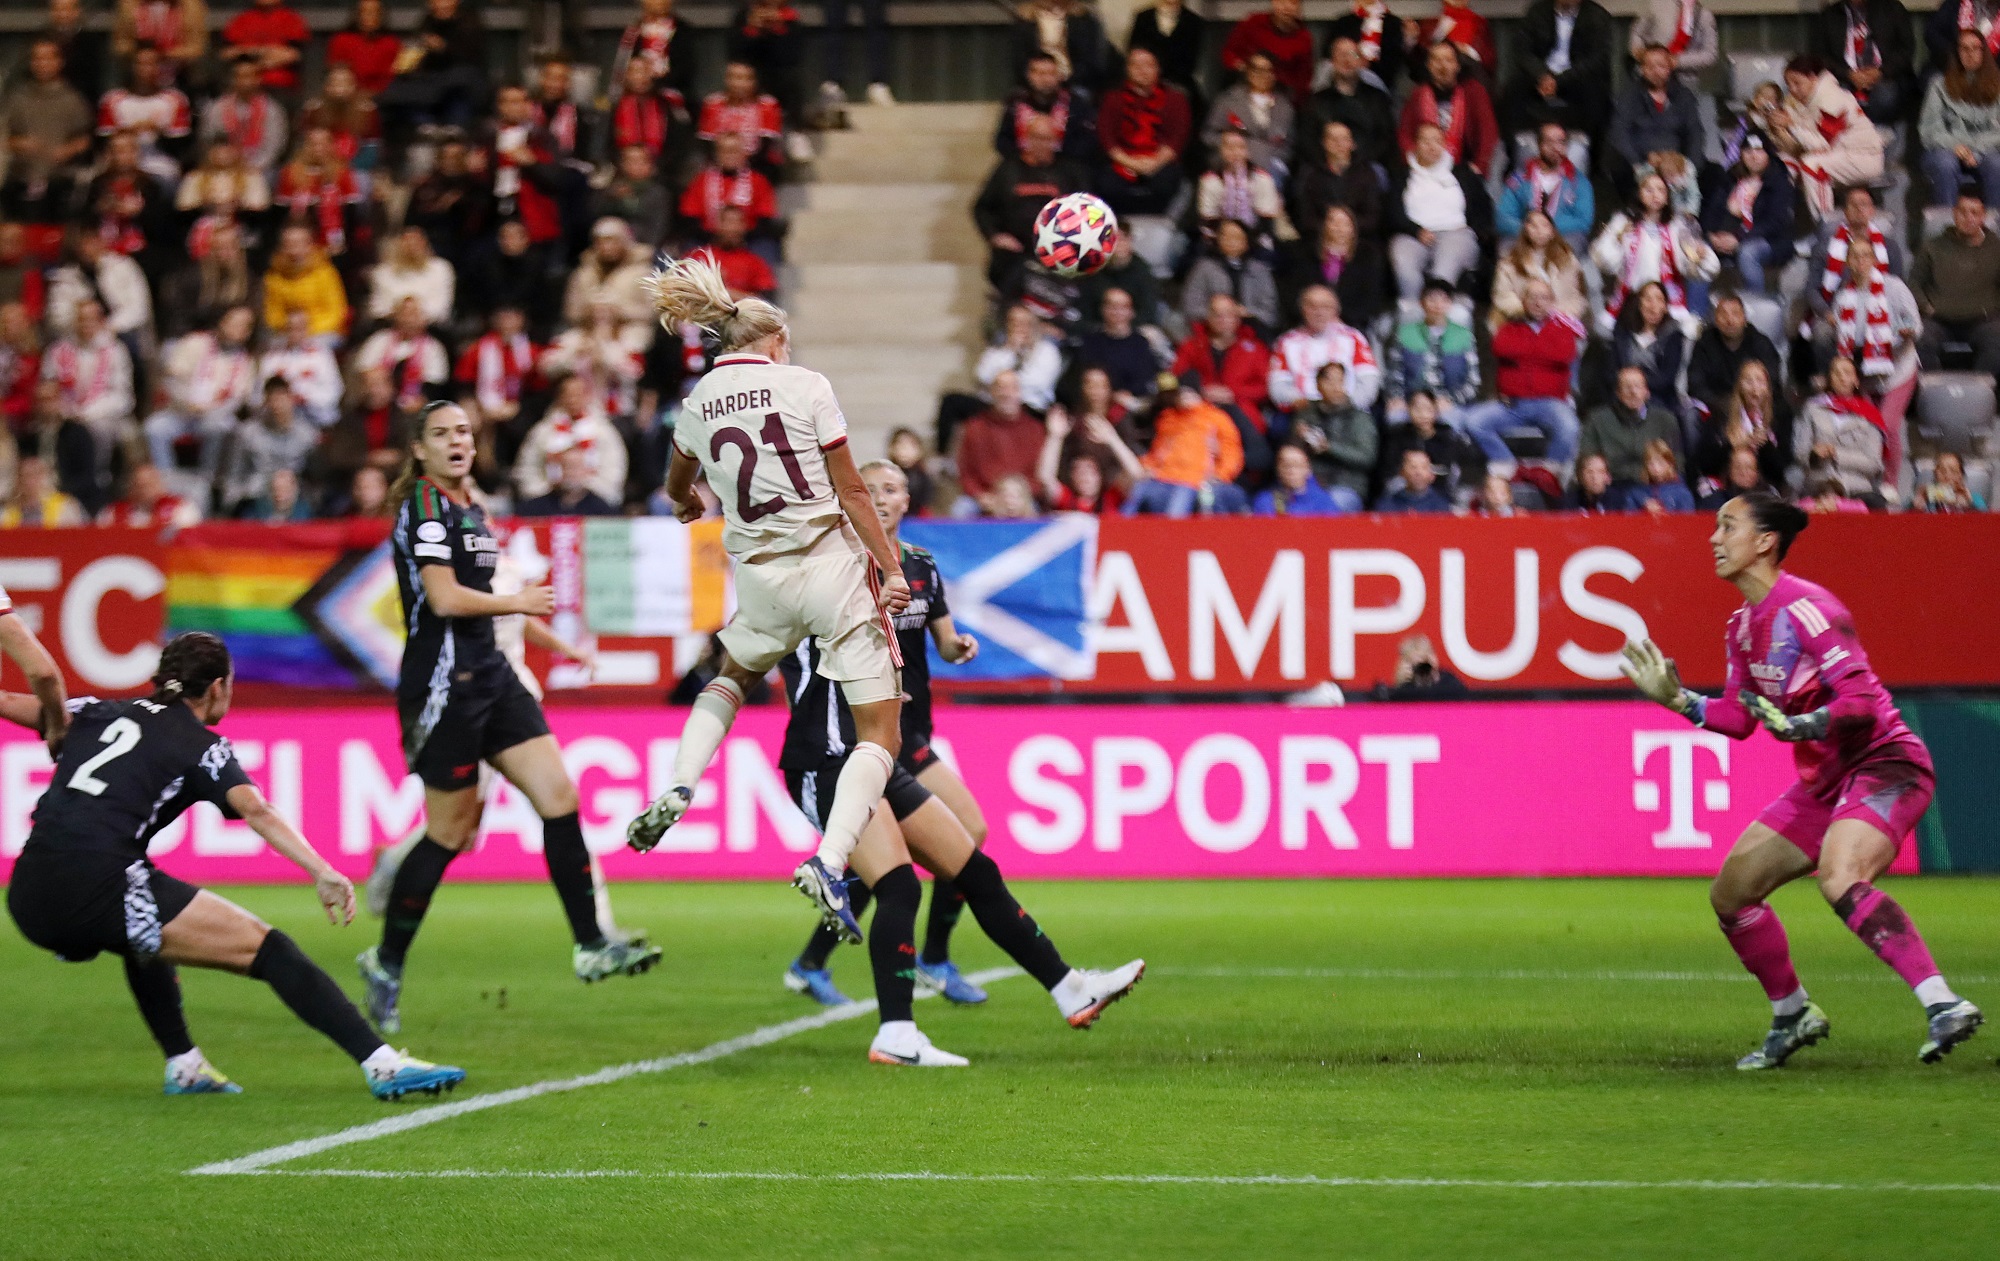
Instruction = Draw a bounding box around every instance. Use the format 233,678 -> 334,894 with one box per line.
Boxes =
902,516 -> 1097,681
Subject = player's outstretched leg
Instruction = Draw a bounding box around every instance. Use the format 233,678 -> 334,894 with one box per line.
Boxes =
784,883 -> 873,1007
1820,818 -> 1982,1063
795,691 -> 902,941
1710,825 -> 1828,1070
363,830 -> 462,1034
865,864 -> 966,1067
912,761 -> 987,1003
630,677 -> 745,851
125,956 -> 239,1095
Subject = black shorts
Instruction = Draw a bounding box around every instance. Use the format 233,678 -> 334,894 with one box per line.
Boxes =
6,846 -> 200,964
900,738 -> 941,777
402,670 -> 551,791
785,760 -> 932,832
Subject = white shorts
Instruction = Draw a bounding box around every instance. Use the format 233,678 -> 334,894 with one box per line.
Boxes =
719,529 -> 902,705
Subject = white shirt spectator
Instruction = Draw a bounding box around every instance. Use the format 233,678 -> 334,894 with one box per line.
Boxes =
41,331 -> 135,438
540,321 -> 647,418
1268,321 -> 1382,410
367,256 -> 456,327
514,406 -> 627,504
46,252 -> 153,338
160,330 -> 256,417
1403,155 -> 1468,233
260,340 -> 343,427
354,328 -> 450,399
976,338 -> 1065,412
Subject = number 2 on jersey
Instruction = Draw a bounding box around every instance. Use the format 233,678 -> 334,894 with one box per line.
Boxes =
711,414 -> 816,522
69,718 -> 141,796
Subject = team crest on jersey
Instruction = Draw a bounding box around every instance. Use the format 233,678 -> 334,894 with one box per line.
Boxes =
417,520 -> 448,544
199,739 -> 234,781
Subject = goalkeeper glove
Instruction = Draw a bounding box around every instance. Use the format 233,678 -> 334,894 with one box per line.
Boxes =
1739,690 -> 1830,743
1619,640 -> 1702,717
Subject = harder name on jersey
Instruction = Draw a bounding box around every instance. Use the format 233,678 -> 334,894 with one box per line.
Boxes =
700,388 -> 775,422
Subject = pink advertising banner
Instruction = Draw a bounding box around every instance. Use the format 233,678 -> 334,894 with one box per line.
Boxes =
0,704 -> 1908,885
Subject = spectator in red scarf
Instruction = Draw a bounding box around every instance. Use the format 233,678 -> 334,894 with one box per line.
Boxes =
611,58 -> 688,177
85,131 -> 172,283
996,51 -> 1098,160
300,64 -> 383,178
1795,355 -> 1889,505
614,0 -> 690,101
530,54 -> 601,168
1098,46 -> 1192,215
113,0 -> 207,87
97,47 -> 193,182
1220,0 -> 1316,103
327,0 -> 400,96
1398,42 -> 1499,176
0,302 -> 40,431
1403,1 -> 1496,80
220,0 -> 308,98
454,305 -> 542,437
679,132 -> 779,246
699,60 -> 787,175
200,59 -> 288,176
275,125 -> 362,260
98,461 -> 201,528
481,84 -> 565,249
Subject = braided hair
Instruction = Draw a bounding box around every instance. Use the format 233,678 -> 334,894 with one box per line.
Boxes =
150,632 -> 233,705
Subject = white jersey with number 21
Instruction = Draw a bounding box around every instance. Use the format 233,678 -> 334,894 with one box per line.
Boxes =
674,352 -> 849,562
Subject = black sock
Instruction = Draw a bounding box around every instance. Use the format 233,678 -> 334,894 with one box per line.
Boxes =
123,956 -> 194,1058
379,836 -> 458,970
952,850 -> 1069,989
250,930 -> 385,1063
867,865 -> 920,1025
799,881 -> 873,971
542,812 -> 606,949
920,876 -> 966,965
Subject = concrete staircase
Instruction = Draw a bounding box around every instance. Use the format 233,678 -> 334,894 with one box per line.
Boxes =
784,103 -> 996,460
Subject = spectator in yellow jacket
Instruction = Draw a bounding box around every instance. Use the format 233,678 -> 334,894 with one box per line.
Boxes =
263,225 -> 350,341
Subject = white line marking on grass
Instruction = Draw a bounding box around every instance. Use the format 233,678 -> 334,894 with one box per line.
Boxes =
1153,967 -> 2000,985
187,966 -> 1023,1177
228,1169 -> 2000,1194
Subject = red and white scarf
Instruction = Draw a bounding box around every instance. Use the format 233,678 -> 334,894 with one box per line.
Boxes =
1960,0 -> 2000,54
1833,273 -> 1895,378
1011,91 -> 1069,151
1825,390 -> 1890,433
533,99 -> 579,157
214,93 -> 273,154
1668,0 -> 1699,55
186,334 -> 251,413
279,167 -> 354,253
1820,220 -> 1887,302
1523,157 -> 1577,213
1726,174 -> 1764,231
49,336 -> 116,410
1355,1 -> 1387,63
473,333 -> 533,413
1610,220 -> 1685,318
697,167 -> 759,229
134,1 -> 184,53
620,17 -> 678,80
1411,83 -> 1469,162
613,93 -> 667,155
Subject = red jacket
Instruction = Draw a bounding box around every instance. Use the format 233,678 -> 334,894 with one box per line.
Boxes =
1219,14 -> 1316,102
1099,82 -> 1191,162
327,31 -> 401,95
223,6 -> 309,91
1173,324 -> 1272,423
1491,314 -> 1584,401
1398,77 -> 1500,175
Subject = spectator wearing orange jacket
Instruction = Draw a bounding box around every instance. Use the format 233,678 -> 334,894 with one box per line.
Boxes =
1125,372 -> 1247,516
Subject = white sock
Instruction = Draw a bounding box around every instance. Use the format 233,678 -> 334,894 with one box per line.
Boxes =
813,742 -> 895,871
1771,987 -> 1809,1019
361,1045 -> 399,1073
1050,969 -> 1088,1011
873,1019 -> 916,1045
166,1047 -> 207,1080
1915,975 -> 1961,1008
671,678 -> 744,789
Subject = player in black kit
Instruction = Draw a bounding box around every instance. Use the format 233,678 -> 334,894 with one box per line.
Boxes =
781,460 -> 992,1005
358,402 -> 660,1035
5,632 -> 465,1099
774,466 -> 1145,1065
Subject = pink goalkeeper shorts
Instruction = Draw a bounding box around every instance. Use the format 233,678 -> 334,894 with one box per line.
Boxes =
1757,757 -> 1936,862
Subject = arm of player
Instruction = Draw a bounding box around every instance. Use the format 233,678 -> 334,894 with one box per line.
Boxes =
0,691 -> 47,730
825,442 -> 911,614
664,444 -> 704,522
929,613 -> 978,665
526,616 -> 597,676
420,566 -> 555,620
0,611 -> 68,754
1620,639 -> 1757,738
225,782 -> 356,927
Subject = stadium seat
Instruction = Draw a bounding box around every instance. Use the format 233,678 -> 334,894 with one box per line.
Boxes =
1921,206 -> 2000,239
1728,53 -> 1789,108
1508,130 -> 1589,171
1737,293 -> 1791,382
1911,454 -> 1996,506
1915,372 -> 1999,453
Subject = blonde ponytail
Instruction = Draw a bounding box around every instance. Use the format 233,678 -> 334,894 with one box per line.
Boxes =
646,253 -> 787,353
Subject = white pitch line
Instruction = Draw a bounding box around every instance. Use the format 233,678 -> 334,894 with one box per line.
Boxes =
226,1169 -> 2000,1194
1152,967 -> 2000,985
187,967 -> 1023,1178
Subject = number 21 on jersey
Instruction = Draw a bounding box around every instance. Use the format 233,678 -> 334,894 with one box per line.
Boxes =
711,413 -> 817,522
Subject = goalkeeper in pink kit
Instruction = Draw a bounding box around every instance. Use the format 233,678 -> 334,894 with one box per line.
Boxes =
1623,490 -> 1983,1069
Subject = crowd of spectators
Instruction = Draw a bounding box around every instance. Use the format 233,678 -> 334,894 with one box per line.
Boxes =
0,0 -> 844,527
944,0 -> 2000,519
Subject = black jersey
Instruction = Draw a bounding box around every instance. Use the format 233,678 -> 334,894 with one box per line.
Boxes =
26,697 -> 253,861
392,477 -> 505,706
778,541 -> 949,770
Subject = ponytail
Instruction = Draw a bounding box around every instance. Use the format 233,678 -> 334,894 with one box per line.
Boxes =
151,632 -> 233,705
1737,488 -> 1811,561
646,253 -> 787,353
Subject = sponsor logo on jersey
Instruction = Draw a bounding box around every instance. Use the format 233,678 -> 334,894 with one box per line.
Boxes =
1748,662 -> 1787,683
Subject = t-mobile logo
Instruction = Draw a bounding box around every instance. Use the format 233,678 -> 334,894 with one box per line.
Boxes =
1631,731 -> 1732,849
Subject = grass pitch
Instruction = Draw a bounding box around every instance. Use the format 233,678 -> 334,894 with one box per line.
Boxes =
4,877 -> 1999,1260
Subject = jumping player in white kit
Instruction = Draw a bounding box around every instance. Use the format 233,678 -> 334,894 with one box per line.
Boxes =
625,254 -> 909,940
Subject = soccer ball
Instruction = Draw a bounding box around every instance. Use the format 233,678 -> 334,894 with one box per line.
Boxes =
1032,192 -> 1120,278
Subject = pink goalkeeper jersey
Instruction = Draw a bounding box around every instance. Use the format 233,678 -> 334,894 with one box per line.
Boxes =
1696,572 -> 1929,796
